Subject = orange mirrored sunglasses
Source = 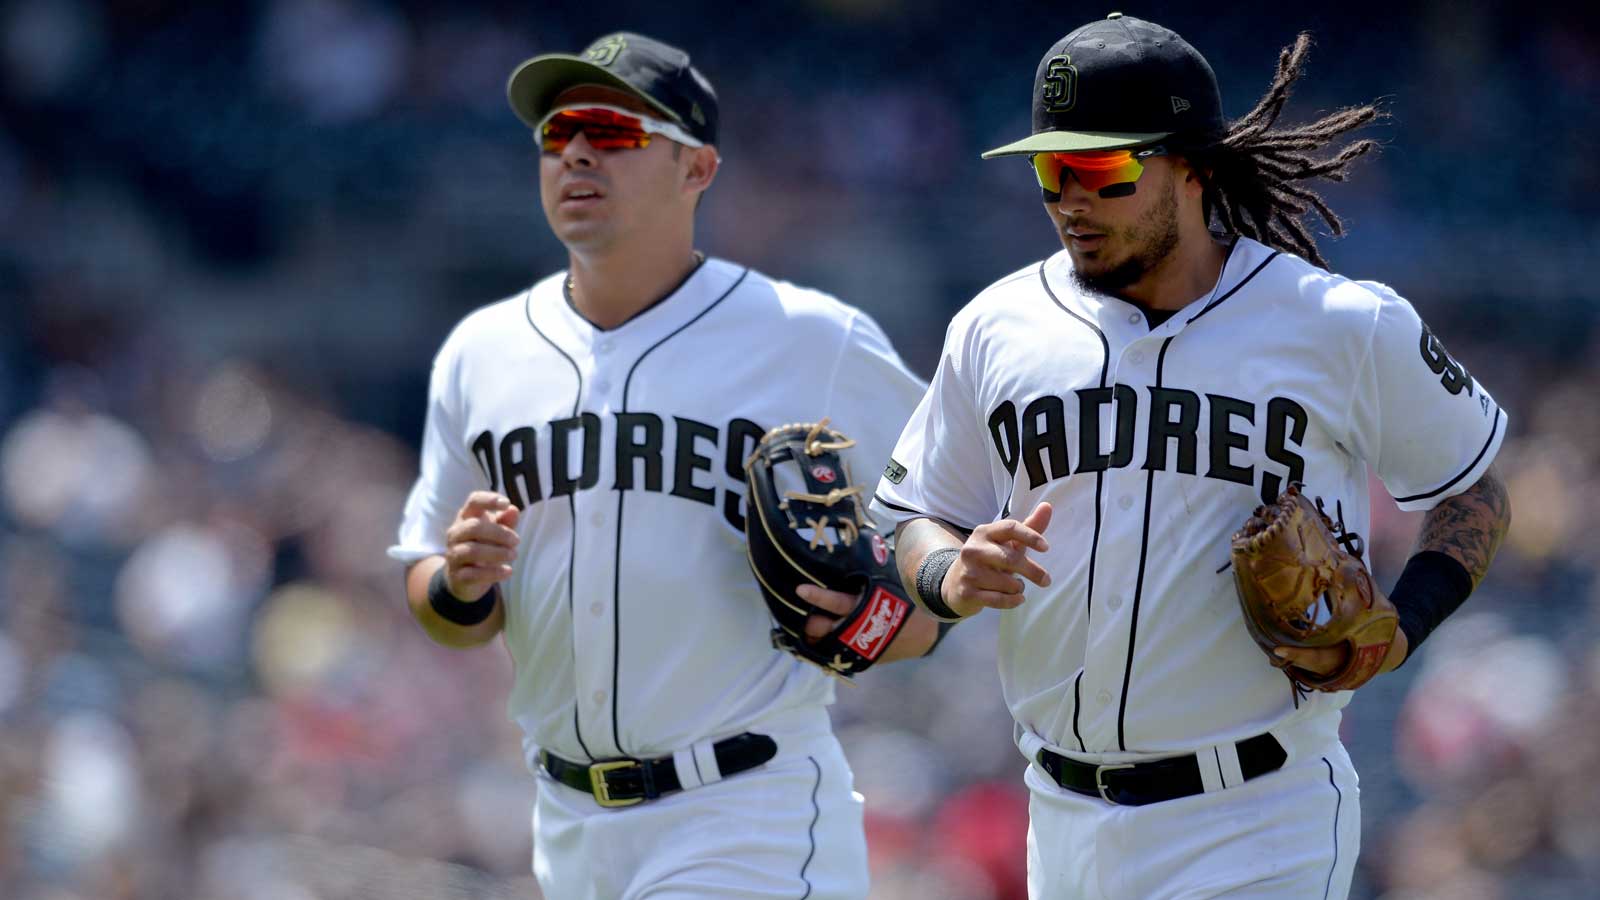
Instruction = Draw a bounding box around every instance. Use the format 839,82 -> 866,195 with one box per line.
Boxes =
1031,145 -> 1168,200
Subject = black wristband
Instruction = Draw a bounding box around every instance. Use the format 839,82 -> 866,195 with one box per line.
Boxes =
1389,551 -> 1474,666
427,567 -> 500,627
914,547 -> 965,621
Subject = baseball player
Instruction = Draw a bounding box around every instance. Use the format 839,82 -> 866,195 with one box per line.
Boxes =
388,32 -> 938,899
873,14 -> 1512,899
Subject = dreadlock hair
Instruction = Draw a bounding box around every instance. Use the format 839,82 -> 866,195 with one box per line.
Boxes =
1184,33 -> 1383,269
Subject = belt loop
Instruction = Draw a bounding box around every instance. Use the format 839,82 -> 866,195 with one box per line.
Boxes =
671,749 -> 703,790
1196,745 -> 1226,792
1216,741 -> 1247,788
639,759 -> 658,800
691,738 -> 724,785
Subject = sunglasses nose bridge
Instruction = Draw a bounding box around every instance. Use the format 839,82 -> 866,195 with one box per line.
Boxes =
1054,164 -> 1101,206
556,129 -> 601,165
1035,155 -> 1096,200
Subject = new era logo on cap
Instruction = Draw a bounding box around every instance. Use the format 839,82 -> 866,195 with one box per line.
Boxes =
1172,96 -> 1192,113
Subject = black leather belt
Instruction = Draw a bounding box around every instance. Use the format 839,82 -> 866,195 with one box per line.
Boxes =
1036,733 -> 1287,806
540,733 -> 778,808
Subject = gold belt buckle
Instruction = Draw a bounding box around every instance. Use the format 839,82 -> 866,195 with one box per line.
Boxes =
589,760 -> 644,808
1094,763 -> 1135,804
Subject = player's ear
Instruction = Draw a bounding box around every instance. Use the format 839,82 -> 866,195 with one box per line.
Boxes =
1174,155 -> 1208,200
681,144 -> 719,197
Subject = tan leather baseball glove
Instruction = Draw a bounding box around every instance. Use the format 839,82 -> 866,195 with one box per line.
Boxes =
1230,483 -> 1398,692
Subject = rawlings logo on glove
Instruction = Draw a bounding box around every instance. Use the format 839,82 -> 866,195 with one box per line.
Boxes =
1230,483 -> 1398,693
743,421 -> 912,678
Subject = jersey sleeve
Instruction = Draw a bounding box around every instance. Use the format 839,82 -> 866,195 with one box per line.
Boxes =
870,317 -> 1005,531
822,311 -> 928,496
389,338 -> 488,563
1346,282 -> 1507,511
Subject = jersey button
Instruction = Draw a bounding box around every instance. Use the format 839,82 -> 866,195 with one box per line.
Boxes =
591,512 -> 605,527
592,690 -> 606,705
1097,689 -> 1113,705
1117,495 -> 1133,510
1129,351 -> 1145,364
1107,595 -> 1123,611
590,601 -> 604,617
597,340 -> 613,353
1128,312 -> 1141,324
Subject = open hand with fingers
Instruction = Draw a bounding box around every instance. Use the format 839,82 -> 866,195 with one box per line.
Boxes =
944,502 -> 1054,618
443,490 -> 522,602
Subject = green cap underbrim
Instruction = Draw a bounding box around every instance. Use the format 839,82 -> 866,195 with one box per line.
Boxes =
506,55 -> 684,130
980,130 -> 1173,159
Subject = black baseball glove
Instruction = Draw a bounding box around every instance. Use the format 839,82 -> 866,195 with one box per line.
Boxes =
743,420 -> 913,678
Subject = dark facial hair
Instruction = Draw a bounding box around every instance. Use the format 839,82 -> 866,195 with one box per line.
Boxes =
1068,172 -> 1181,298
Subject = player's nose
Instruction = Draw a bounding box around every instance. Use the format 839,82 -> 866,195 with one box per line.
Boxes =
561,131 -> 599,169
1054,171 -> 1095,215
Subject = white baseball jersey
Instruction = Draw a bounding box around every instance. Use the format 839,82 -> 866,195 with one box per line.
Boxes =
872,236 -> 1506,759
390,257 -> 925,768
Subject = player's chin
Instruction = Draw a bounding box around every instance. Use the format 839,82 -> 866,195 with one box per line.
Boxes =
550,218 -> 611,248
1065,244 -> 1111,271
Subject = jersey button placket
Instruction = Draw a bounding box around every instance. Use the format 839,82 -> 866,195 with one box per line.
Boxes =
592,338 -> 616,399
567,382 -> 619,753
1082,366 -> 1148,749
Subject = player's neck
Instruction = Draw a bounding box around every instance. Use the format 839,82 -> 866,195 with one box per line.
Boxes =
1118,232 -> 1232,312
566,236 -> 701,330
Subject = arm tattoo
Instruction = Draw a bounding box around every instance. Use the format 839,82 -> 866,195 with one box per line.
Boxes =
894,518 -> 969,591
1414,463 -> 1511,589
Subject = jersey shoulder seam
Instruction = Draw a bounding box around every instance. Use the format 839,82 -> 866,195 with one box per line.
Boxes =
435,285 -> 544,362
949,260 -> 1051,339
757,270 -> 872,328
1331,276 -> 1389,462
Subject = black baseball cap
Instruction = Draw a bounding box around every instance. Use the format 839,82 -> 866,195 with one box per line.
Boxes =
507,32 -> 718,145
982,12 -> 1224,158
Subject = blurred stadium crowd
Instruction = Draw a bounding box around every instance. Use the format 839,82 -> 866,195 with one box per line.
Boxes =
2,1 -> 1598,898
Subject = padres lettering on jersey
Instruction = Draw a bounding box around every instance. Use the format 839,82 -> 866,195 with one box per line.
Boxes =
470,413 -> 767,532
391,259 -> 925,767
873,237 -> 1506,759
984,385 -> 1308,505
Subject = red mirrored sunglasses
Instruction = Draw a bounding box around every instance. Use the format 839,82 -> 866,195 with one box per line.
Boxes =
537,104 -> 703,154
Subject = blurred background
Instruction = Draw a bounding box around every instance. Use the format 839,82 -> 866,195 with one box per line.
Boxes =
2,0 -> 1598,897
